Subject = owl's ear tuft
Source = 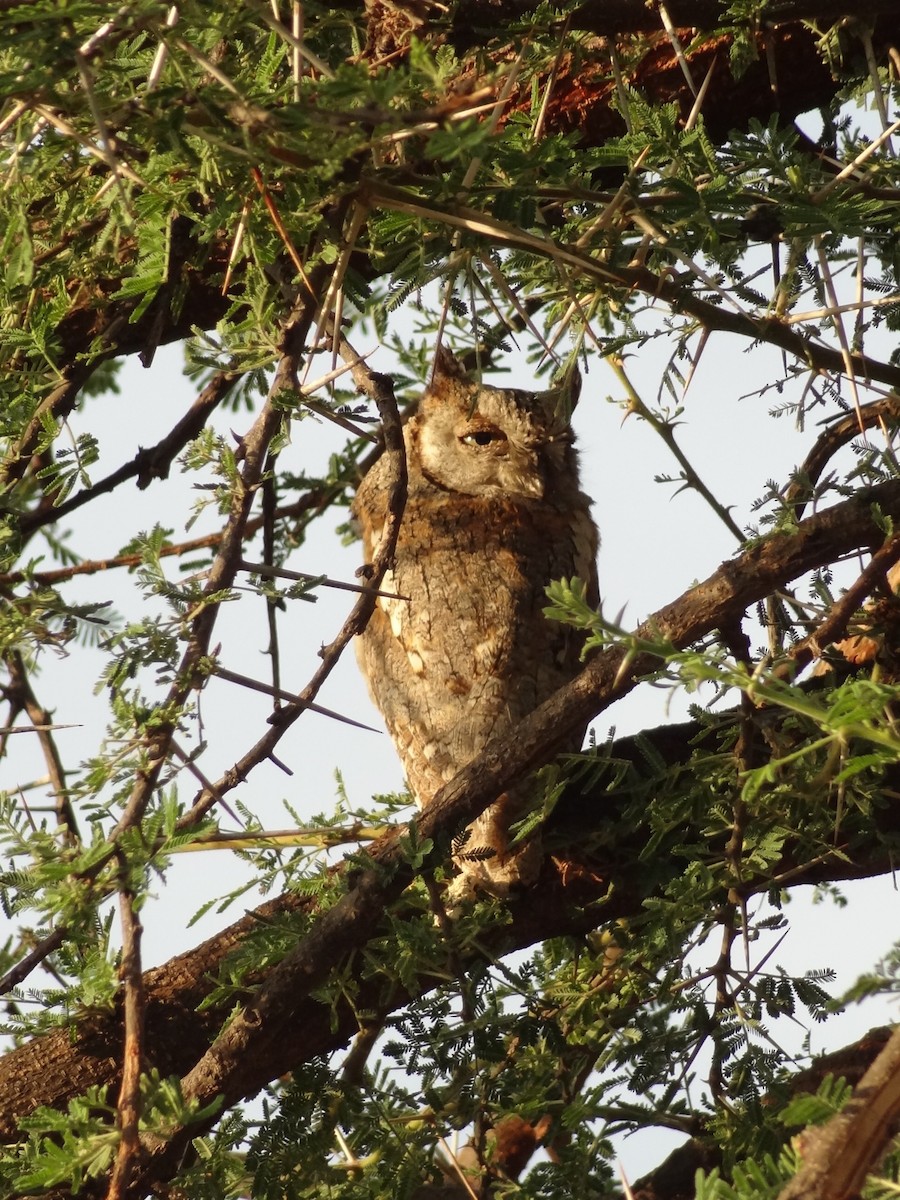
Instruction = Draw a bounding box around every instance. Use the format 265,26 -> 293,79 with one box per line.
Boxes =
566,365 -> 582,408
538,363 -> 581,422
431,345 -> 468,384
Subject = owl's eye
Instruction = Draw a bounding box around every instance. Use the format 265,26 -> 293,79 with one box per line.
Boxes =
461,427 -> 506,448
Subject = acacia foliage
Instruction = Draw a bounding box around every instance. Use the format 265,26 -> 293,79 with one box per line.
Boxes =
2,2 -> 900,1197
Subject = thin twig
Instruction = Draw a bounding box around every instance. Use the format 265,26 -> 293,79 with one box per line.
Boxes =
785,393 -> 900,521
1,486 -> 343,590
4,652 -> 79,843
607,42 -> 632,134
240,559 -> 404,598
783,292 -> 900,324
222,197 -> 252,296
859,24 -> 891,139
106,852 -> 145,1200
176,334 -> 406,830
610,355 -> 745,542
76,4 -> 134,58
18,368 -> 240,538
1,373 -> 88,490
292,2 -> 303,99
340,1016 -> 385,1088
707,619 -> 753,1104
261,454 -> 282,711
788,530 -> 900,671
307,200 -> 369,377
0,925 -> 68,996
211,665 -> 380,732
0,724 -> 80,735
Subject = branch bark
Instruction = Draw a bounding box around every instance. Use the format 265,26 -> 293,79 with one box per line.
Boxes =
3,480 -> 900,1195
4,2 -> 897,490
776,1026 -> 900,1200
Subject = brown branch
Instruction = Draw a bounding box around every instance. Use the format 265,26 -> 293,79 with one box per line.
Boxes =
239,559 -> 404,599
2,372 -> 92,491
789,528 -> 900,669
176,334 -> 407,830
106,852 -> 145,1200
0,488 -> 341,590
17,368 -> 241,539
785,394 -> 900,522
261,454 -> 282,713
708,619 -> 755,1104
0,925 -> 68,996
106,403 -> 281,843
1,476 -> 900,1192
104,274 -> 329,849
3,651 -> 79,842
776,1024 -> 900,1199
363,181 -> 900,393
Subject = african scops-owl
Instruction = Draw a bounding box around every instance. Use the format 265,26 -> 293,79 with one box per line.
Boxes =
354,349 -> 599,901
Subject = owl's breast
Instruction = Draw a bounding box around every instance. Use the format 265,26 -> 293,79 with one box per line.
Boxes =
354,431 -> 599,807
363,490 -> 593,712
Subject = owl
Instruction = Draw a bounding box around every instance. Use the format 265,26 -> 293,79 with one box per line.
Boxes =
354,349 -> 599,902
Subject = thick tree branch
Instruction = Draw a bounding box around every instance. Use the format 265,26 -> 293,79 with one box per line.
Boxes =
567,0 -> 900,35
777,1024 -> 900,1199
2,479 -> 900,1194
2,3 -> 895,485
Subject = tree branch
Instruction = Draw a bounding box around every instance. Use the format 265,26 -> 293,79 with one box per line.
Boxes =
776,1024 -> 900,1199
364,181 -> 900,392
2,479 -> 899,1193
17,368 -> 241,539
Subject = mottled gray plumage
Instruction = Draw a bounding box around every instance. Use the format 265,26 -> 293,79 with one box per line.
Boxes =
354,350 -> 599,900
